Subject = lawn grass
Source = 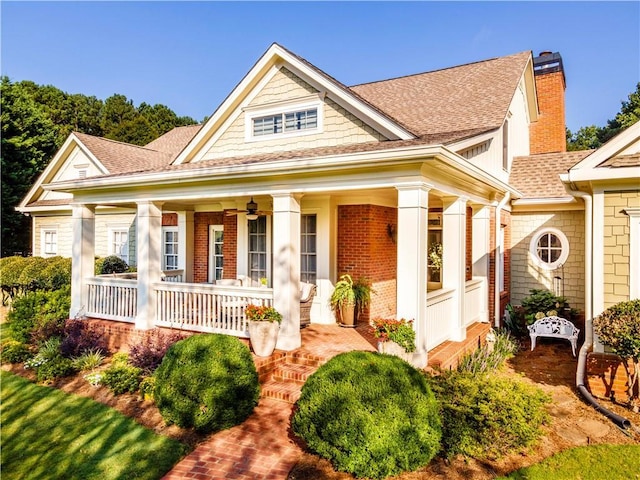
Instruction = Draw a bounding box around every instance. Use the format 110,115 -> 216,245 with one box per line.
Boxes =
1,370 -> 189,479
499,444 -> 640,480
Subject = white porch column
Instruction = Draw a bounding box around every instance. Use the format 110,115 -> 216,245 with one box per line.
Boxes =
272,193 -> 302,351
71,204 -> 95,318
396,183 -> 430,368
442,196 -> 467,341
177,210 -> 194,282
472,205 -> 491,323
136,201 -> 163,330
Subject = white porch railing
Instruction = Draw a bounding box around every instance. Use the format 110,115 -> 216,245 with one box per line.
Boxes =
86,277 -> 138,322
464,277 -> 486,326
161,270 -> 184,282
154,283 -> 274,337
426,288 -> 455,350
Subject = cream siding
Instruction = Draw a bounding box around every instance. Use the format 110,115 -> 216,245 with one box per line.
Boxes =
33,216 -> 73,257
511,211 -> 585,312
603,190 -> 640,308
200,67 -> 385,161
41,147 -> 104,201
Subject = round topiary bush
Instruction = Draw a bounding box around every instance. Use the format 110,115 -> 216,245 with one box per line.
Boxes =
154,334 -> 259,433
99,255 -> 129,274
292,351 -> 441,479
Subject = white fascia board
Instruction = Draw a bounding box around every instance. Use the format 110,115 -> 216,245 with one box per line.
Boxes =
570,122 -> 640,171
19,134 -> 109,208
15,204 -> 73,214
511,197 -> 583,212
566,165 -> 640,182
522,56 -> 539,123
173,44 -> 414,165
446,129 -> 497,153
45,143 -> 516,200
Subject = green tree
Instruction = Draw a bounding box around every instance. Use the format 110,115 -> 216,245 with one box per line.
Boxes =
1,78 -> 57,256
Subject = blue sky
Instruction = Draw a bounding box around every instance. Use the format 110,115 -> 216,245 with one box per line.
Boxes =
2,1 -> 638,133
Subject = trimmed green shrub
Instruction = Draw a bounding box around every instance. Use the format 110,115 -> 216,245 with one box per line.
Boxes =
0,256 -> 32,302
427,371 -> 550,459
594,299 -> 640,406
8,287 -> 70,345
41,257 -> 72,290
99,255 -> 129,274
17,257 -> 50,292
1,340 -> 33,363
154,334 -> 259,433
25,337 -> 77,382
292,351 -> 441,479
102,361 -> 143,395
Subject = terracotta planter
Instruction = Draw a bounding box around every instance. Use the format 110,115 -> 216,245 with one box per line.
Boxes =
378,340 -> 413,363
339,302 -> 355,328
248,320 -> 280,357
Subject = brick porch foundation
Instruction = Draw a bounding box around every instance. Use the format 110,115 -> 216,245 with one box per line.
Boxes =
585,352 -> 638,401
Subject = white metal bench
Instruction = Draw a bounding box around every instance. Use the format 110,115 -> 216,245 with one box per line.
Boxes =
527,316 -> 579,357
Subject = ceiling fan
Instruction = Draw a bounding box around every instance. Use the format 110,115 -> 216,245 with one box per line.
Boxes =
225,197 -> 272,220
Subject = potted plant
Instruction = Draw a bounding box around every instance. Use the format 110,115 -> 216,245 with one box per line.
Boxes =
330,274 -> 356,327
353,277 -> 374,323
246,304 -> 282,357
372,318 -> 416,362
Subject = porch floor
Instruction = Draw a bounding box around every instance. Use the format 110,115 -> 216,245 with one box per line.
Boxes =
164,321 -> 490,480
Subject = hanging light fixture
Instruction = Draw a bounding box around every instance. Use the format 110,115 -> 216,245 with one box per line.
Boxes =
246,197 -> 259,221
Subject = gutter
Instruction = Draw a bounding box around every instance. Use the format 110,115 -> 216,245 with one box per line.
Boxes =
565,186 -> 631,429
494,192 -> 510,327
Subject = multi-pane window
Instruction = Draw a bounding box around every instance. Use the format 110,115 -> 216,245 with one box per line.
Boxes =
248,216 -> 267,283
529,228 -> 569,270
212,226 -> 224,281
252,108 -> 318,137
42,229 -> 58,256
300,214 -> 317,284
163,227 -> 179,270
110,229 -> 129,264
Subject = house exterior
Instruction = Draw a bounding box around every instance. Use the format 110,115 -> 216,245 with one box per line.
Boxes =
20,44 -> 597,367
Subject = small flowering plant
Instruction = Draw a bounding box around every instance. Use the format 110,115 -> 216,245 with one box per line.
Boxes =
371,318 -> 416,353
245,304 -> 282,323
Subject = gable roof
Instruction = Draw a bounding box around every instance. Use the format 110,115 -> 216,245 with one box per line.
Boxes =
510,150 -> 593,199
144,125 -> 202,158
74,133 -> 172,174
350,51 -> 532,143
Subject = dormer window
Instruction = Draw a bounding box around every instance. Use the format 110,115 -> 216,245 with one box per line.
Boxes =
245,95 -> 323,142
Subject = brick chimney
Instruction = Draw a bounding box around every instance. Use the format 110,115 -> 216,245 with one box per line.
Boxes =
530,51 -> 566,154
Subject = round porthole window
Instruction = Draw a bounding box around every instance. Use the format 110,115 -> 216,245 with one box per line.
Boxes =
529,228 -> 569,270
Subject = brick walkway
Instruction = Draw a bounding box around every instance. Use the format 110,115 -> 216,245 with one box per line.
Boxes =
162,322 -> 486,479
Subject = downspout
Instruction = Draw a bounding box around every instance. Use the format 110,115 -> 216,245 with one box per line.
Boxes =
566,187 -> 631,429
494,192 -> 510,327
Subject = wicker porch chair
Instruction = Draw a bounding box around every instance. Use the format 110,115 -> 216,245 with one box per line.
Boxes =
299,282 -> 317,328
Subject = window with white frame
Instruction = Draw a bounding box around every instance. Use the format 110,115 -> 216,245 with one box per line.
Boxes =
162,227 -> 179,270
529,227 -> 569,270
209,225 -> 224,282
245,97 -> 323,142
248,217 -> 268,283
41,229 -> 58,257
109,228 -> 129,264
300,214 -> 317,284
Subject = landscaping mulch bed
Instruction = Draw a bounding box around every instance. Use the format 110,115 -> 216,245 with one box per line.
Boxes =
289,339 -> 640,480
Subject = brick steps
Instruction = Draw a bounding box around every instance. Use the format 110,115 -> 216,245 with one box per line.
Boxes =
259,351 -> 324,403
427,322 -> 491,371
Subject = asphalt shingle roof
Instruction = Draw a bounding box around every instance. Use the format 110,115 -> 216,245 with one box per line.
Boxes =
510,150 -> 594,199
350,51 -> 532,143
599,153 -> 640,168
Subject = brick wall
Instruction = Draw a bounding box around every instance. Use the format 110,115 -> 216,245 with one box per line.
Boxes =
84,319 -> 194,352
193,212 -> 224,283
223,213 -> 238,279
530,70 -> 566,154
337,205 -> 397,322
603,191 -> 640,308
586,352 -> 638,401
162,213 -> 178,226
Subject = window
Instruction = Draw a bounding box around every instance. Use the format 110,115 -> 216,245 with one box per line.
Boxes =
300,214 -> 317,283
42,229 -> 58,257
248,217 -> 267,283
109,228 -> 129,264
252,108 -> 318,137
529,228 -> 569,270
162,227 -> 179,270
209,225 -> 224,282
